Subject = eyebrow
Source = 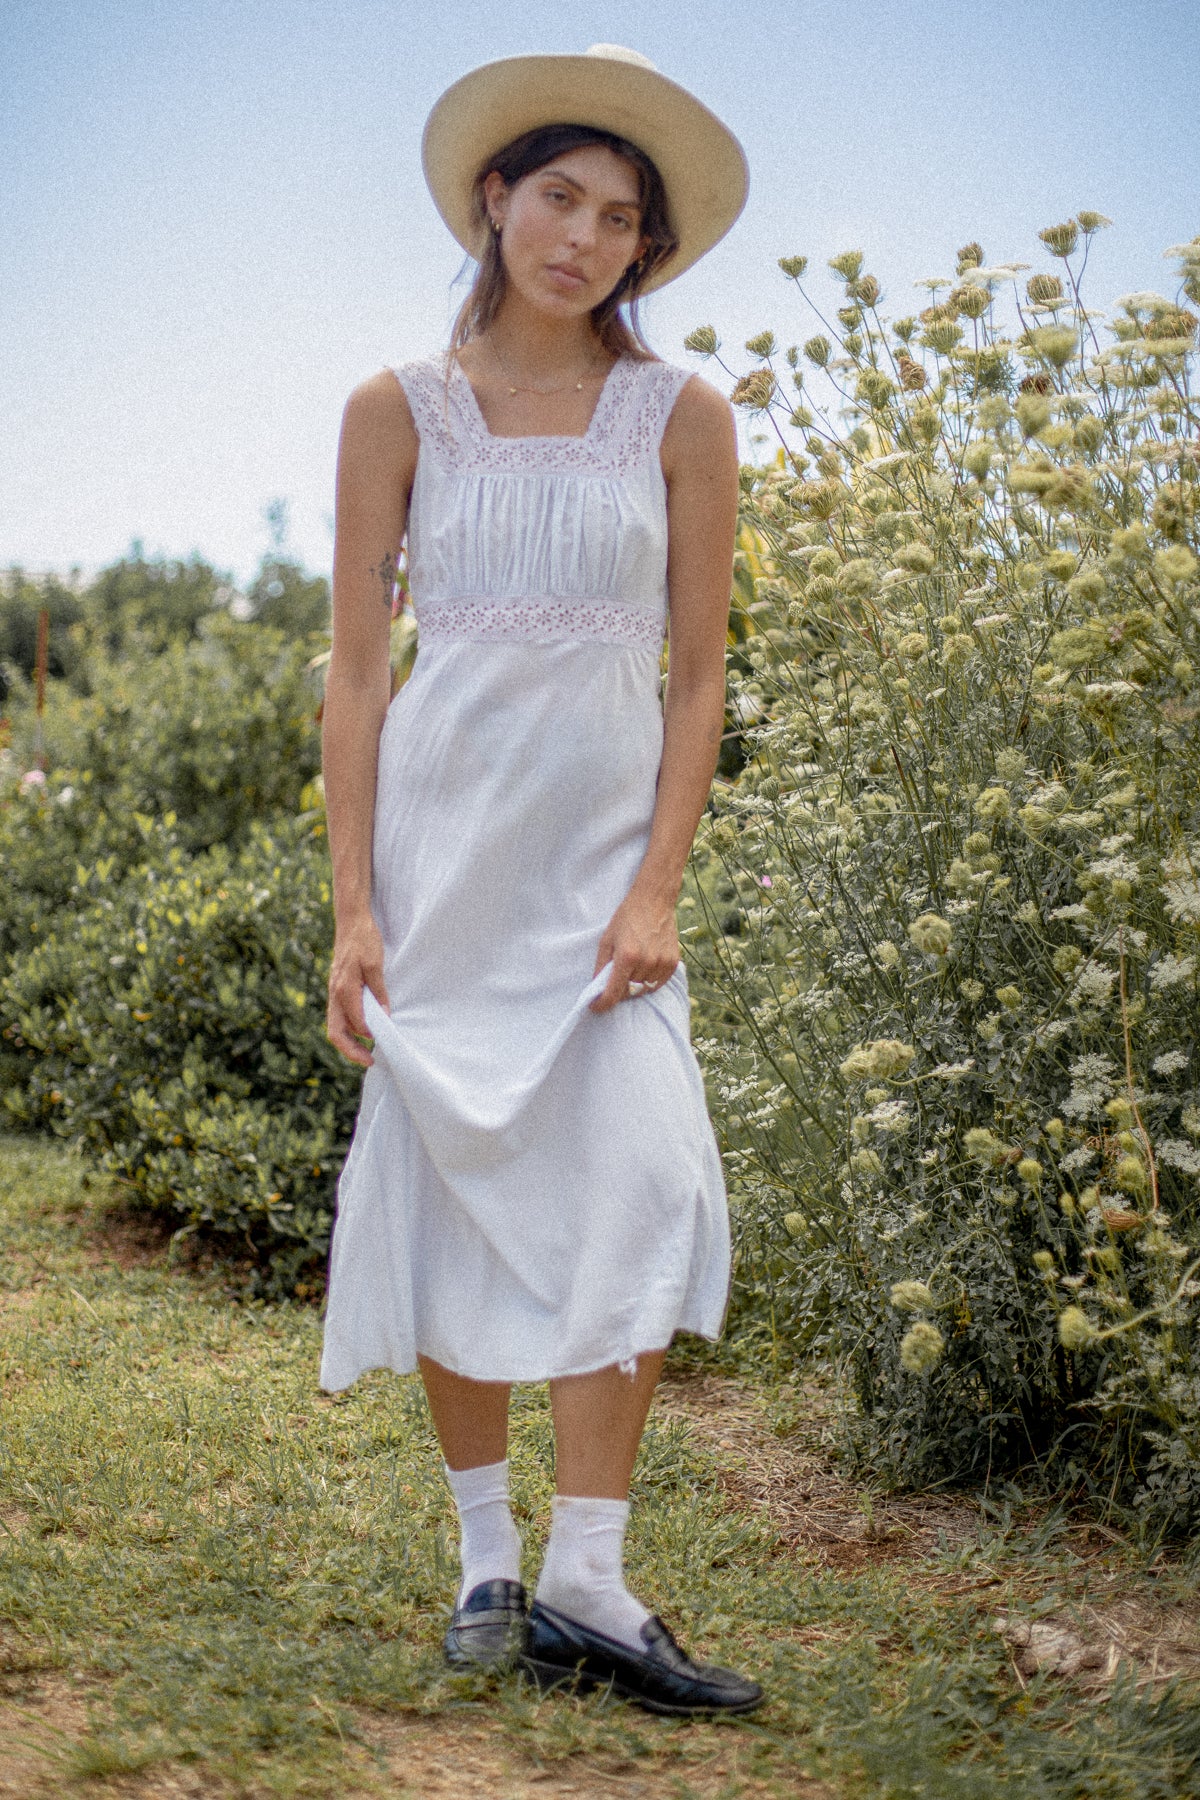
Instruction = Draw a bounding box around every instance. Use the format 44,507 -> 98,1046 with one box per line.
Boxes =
537,167 -> 640,211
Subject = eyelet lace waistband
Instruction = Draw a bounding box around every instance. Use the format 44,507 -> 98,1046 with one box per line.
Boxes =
414,597 -> 666,648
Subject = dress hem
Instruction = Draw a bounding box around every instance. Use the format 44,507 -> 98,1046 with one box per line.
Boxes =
317,1323 -> 722,1394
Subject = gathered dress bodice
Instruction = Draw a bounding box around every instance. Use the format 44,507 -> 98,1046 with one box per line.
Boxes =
395,353 -> 693,647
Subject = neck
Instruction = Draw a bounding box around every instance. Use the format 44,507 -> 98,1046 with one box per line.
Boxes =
484,292 -> 610,380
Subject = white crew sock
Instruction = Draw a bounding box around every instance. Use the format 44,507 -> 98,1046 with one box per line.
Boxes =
444,1459 -> 522,1605
534,1494 -> 652,1652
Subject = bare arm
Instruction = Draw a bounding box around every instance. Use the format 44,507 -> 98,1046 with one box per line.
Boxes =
590,374 -> 738,1012
323,369 -> 418,1065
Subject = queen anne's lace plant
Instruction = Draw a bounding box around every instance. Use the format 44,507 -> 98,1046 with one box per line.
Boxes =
686,221 -> 1200,1532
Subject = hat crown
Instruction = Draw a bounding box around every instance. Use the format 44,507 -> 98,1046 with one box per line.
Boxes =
583,43 -> 658,70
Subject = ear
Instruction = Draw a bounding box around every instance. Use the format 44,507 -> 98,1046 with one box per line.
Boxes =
482,170 -> 509,232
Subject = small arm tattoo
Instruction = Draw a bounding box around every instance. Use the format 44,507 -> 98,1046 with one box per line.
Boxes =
372,549 -> 401,610
372,548 -> 412,617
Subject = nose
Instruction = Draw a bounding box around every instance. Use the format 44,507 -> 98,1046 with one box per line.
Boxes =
566,209 -> 599,252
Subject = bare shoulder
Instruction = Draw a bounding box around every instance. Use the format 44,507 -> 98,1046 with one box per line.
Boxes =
661,371 -> 736,482
341,367 -> 418,455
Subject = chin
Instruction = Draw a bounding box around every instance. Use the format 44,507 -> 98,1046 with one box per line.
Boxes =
526,282 -> 598,318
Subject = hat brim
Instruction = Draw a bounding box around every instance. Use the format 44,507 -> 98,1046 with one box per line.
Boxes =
421,53 -> 748,294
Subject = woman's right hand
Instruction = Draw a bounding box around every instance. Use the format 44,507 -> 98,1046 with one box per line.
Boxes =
327,912 -> 390,1068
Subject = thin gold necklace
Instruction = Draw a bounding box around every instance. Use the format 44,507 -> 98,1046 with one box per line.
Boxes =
485,335 -> 608,397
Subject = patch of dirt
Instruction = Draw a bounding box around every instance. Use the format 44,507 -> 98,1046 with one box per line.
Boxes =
996,1592 -> 1200,1691
0,1677 -> 98,1799
657,1372 -> 1200,1699
0,1684 -> 827,1799
81,1195 -> 185,1274
655,1371 -> 978,1566
343,1707 -> 826,1799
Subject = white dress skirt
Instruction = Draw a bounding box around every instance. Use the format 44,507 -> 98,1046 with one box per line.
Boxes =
318,351 -> 730,1389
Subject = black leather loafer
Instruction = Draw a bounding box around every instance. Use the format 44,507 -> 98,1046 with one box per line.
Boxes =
520,1601 -> 764,1716
443,1578 -> 529,1671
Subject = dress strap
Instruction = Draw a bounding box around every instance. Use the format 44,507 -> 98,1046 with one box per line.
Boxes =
603,360 -> 696,470
390,358 -> 463,466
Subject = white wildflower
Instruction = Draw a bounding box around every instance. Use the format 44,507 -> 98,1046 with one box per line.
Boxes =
1157,1141 -> 1200,1176
1163,877 -> 1200,925
1088,853 -> 1139,885
1070,963 -> 1117,1008
1152,1051 -> 1190,1076
867,1099 -> 913,1134
1150,953 -> 1196,991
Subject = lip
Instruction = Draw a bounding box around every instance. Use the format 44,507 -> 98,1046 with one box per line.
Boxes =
546,264 -> 588,288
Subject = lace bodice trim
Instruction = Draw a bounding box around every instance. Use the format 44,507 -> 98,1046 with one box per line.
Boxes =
394,354 -> 694,476
415,596 -> 665,649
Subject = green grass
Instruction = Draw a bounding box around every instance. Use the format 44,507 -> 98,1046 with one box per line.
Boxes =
2,1130 -> 1200,1797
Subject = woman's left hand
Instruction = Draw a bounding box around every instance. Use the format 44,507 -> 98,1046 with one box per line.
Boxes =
589,888 -> 680,1013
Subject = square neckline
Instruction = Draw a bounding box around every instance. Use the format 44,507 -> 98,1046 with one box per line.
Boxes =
446,351 -> 630,444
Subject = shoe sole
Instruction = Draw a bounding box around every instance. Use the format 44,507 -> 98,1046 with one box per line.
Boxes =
518,1654 -> 764,1717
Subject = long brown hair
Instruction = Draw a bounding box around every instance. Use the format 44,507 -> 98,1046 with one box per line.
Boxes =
448,123 -> 679,362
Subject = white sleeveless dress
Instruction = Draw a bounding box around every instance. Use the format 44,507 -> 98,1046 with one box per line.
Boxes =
318,351 -> 730,1389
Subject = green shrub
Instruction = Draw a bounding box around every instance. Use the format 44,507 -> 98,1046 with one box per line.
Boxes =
687,224 -> 1200,1534
0,568 -> 87,695
1,814 -> 354,1296
0,615 -> 321,960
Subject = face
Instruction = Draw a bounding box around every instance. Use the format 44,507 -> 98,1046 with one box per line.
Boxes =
484,144 -> 651,318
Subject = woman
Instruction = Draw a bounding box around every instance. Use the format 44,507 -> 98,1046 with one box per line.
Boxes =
318,44 -> 759,1715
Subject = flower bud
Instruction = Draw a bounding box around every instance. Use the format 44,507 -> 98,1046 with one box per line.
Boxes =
891,1279 -> 935,1313
1039,221 -> 1079,259
908,913 -> 953,956
1058,1306 -> 1096,1352
900,1322 -> 945,1374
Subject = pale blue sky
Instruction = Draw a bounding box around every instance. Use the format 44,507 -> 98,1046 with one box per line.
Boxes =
3,0 -> 1197,584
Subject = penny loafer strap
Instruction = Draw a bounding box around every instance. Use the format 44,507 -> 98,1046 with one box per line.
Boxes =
453,1603 -> 525,1629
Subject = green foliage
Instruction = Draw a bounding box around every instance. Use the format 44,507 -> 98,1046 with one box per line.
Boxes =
0,613 -> 320,932
0,579 -> 332,1291
1,816 -> 353,1295
244,553 -> 331,636
0,567 -> 87,695
688,223 -> 1200,1534
79,546 -> 231,658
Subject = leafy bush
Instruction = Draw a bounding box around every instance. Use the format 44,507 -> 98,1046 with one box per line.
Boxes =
0,615 -> 321,958
1,813 -> 354,1296
687,224 -> 1200,1533
0,569 -> 87,695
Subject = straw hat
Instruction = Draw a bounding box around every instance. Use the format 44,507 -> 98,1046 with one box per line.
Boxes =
421,44 -> 748,293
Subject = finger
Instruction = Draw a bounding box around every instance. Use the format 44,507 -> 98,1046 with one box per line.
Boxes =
367,976 -> 390,1014
337,985 -> 372,1043
326,1014 -> 374,1068
590,959 -> 632,1014
328,991 -> 376,1063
